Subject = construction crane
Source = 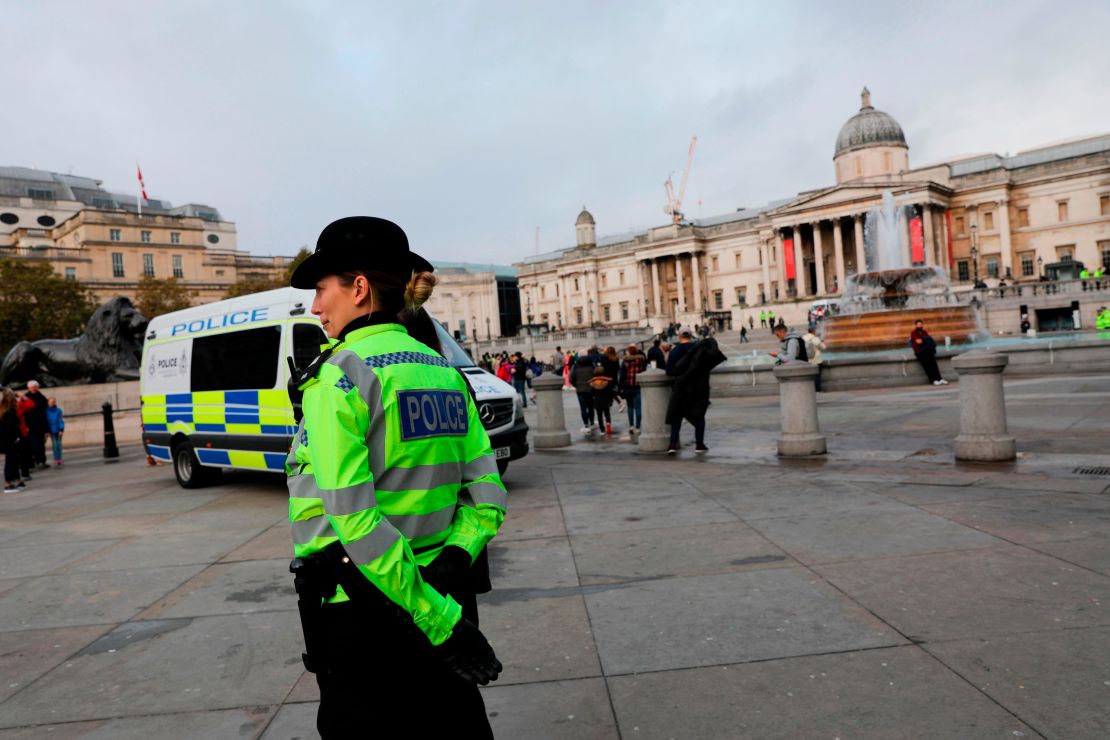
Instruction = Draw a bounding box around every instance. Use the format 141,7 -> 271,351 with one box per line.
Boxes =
663,135 -> 698,224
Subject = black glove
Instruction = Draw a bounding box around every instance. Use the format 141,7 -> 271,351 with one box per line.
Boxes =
436,617 -> 502,685
419,545 -> 471,602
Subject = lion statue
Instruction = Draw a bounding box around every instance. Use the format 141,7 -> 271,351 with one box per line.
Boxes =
0,297 -> 148,387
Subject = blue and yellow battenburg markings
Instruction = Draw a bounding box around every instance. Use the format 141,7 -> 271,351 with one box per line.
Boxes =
141,388 -> 295,471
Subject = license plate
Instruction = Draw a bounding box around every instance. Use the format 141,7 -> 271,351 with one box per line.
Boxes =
495,446 -> 511,459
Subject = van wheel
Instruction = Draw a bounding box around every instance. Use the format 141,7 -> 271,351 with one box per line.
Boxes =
173,441 -> 220,489
496,458 -> 509,476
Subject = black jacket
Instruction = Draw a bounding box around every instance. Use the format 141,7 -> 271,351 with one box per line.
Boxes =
570,357 -> 596,394
0,410 -> 20,453
665,338 -> 727,425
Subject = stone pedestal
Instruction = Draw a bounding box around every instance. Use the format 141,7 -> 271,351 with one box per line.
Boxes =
772,362 -> 826,456
953,351 -> 1016,461
531,375 -> 571,449
637,369 -> 674,452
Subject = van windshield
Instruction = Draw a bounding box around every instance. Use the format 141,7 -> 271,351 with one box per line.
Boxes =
434,323 -> 476,368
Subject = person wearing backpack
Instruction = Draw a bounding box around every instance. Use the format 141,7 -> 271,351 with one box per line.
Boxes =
770,324 -> 807,365
910,319 -> 946,385
570,353 -> 597,434
619,344 -> 646,436
801,324 -> 826,392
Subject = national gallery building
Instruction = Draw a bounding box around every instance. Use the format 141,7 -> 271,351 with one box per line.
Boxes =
514,88 -> 1110,332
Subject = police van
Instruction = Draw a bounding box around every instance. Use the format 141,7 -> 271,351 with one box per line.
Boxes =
140,287 -> 528,488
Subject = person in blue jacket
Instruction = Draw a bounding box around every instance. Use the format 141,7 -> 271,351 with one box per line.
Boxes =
45,398 -> 64,466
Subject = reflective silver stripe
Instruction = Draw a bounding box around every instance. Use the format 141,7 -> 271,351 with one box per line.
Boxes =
328,350 -> 386,474
291,515 -> 336,545
344,523 -> 403,566
462,453 -> 498,481
287,472 -> 317,500
319,480 -> 378,517
376,461 -> 461,492
462,481 -> 507,510
386,505 -> 457,541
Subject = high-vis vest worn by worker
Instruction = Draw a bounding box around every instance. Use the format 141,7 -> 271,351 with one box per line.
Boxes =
286,320 -> 507,645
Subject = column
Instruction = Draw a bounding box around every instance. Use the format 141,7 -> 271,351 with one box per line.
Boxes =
774,230 -> 786,294
651,259 -> 662,316
760,239 -> 772,302
853,215 -> 866,274
638,261 -> 650,320
813,222 -> 827,296
939,209 -> 951,276
793,225 -> 806,296
690,253 -> 703,311
586,271 -> 595,324
921,205 -> 936,267
559,275 -> 568,328
997,198 -> 1013,278
675,255 -> 686,313
832,218 -> 846,295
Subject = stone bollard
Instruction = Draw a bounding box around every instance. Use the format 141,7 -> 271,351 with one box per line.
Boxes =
637,368 -> 674,452
952,351 -> 1015,461
531,375 -> 571,448
102,401 -> 120,461
772,362 -> 826,456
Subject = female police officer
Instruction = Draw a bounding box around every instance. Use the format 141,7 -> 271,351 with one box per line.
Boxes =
286,217 -> 506,738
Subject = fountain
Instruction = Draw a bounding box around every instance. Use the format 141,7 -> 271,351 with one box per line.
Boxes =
822,192 -> 983,351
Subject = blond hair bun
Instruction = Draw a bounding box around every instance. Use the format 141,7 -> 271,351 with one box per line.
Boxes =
403,271 -> 437,312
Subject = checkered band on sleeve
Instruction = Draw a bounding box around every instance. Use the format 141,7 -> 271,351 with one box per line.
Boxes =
335,375 -> 355,392
364,352 -> 451,370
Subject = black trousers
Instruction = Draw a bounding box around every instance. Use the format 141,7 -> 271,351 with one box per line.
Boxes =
29,429 -> 46,466
313,592 -> 492,739
917,353 -> 942,383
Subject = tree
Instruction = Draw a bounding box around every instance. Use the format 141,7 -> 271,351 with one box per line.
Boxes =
0,259 -> 96,358
285,246 -> 311,283
134,276 -> 196,320
224,275 -> 285,298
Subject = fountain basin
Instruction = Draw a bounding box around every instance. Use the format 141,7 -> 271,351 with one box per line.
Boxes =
823,305 -> 981,351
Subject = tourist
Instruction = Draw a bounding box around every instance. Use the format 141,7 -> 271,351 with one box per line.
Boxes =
24,380 -> 48,470
647,338 -> 666,369
770,324 -> 807,365
802,324 -> 826,391
550,346 -> 564,373
910,319 -> 946,385
496,355 -> 512,383
562,350 -> 574,387
510,352 -> 529,407
665,326 -> 726,454
570,352 -> 597,434
15,393 -> 34,481
739,326 -> 749,343
1,388 -> 27,492
1020,314 -> 1032,335
590,359 -> 617,436
750,315 -> 756,331
619,344 -> 646,436
46,398 -> 64,466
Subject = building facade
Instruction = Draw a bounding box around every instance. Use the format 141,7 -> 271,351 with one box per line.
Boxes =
0,167 -> 288,304
515,89 -> 1110,332
421,262 -> 521,342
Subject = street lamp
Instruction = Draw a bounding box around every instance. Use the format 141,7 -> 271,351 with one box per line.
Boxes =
471,314 -> 477,344
485,316 -> 491,341
969,223 -> 979,284
1036,256 -> 1044,278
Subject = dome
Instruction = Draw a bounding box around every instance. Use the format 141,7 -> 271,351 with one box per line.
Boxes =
834,87 -> 907,158
576,206 -> 595,226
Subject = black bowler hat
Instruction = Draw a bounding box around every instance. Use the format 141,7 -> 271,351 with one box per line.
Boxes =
289,216 -> 434,289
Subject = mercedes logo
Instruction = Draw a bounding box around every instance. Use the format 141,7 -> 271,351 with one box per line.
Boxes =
478,403 -> 495,425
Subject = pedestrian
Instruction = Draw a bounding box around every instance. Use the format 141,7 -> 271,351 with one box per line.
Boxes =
647,338 -> 666,369
767,310 -> 775,331
509,351 -> 528,407
665,326 -> 726,454
801,324 -> 826,392
496,355 -> 512,383
46,398 -> 64,466
749,315 -> 755,331
284,216 -> 504,738
550,346 -> 563,373
590,361 -> 616,436
739,326 -> 749,343
587,344 -> 603,367
2,388 -> 27,492
15,393 -> 34,481
571,351 -> 597,434
24,380 -> 48,470
770,324 -> 807,365
910,319 -> 946,385
759,310 -> 767,328
619,344 -> 646,436
1095,306 -> 1110,331
562,350 -> 574,387
1020,314 -> 1032,335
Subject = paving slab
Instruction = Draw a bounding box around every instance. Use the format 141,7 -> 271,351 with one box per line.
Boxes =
584,568 -> 905,675
0,706 -> 276,740
607,646 -> 1037,739
260,701 -> 319,739
0,539 -> 120,579
927,625 -> 1110,739
0,625 -> 111,702
61,529 -> 253,572
0,612 -> 303,727
220,522 -> 295,563
922,492 -> 1110,545
570,521 -> 793,585
817,546 -> 1110,642
284,670 -> 320,703
138,559 -> 295,619
557,480 -> 736,536
488,536 -> 579,590
482,677 -> 619,740
1034,532 -> 1110,576
497,504 -> 567,541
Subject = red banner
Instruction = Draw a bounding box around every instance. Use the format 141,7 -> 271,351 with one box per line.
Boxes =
783,237 -> 795,280
910,216 -> 924,264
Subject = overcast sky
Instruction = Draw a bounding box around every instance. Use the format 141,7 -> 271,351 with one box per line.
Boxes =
8,0 -> 1110,264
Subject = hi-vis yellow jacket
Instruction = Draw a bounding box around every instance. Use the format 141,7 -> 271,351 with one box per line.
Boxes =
286,320 -> 507,645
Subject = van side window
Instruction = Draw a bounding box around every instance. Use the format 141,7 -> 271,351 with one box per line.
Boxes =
293,324 -> 328,368
191,326 -> 282,391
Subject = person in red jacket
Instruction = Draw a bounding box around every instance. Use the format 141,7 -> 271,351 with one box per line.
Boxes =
910,319 -> 947,386
15,395 -> 34,481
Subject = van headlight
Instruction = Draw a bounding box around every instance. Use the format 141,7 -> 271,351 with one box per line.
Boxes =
514,396 -> 523,420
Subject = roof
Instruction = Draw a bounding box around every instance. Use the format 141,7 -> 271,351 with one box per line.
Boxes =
430,261 -> 518,278
950,133 -> 1110,176
576,207 -> 595,226
834,87 -> 907,158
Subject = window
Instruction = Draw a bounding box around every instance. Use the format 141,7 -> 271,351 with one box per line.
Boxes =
713,290 -> 723,310
1020,253 -> 1035,277
620,302 -> 629,320
539,285 -> 545,299
983,212 -> 994,231
986,256 -> 999,278
143,253 -> 155,277
191,326 -> 282,392
574,277 -> 579,291
1056,245 -> 1073,262
555,283 -> 559,297
1017,207 -> 1029,227
1100,241 -> 1110,269
619,270 -> 625,285
883,151 -> 892,171
111,252 -> 124,278
292,323 -> 328,369
27,188 -> 54,200
711,256 -> 719,272
602,305 -> 611,322
957,261 -> 969,282
954,216 -> 965,235
1058,201 -> 1068,222
215,269 -> 225,276
600,273 -> 607,288
735,287 -> 747,305
575,307 -> 583,324
734,253 -> 742,269
1101,195 -> 1110,216
170,232 -> 181,245
64,267 -> 76,280
207,234 -> 220,244
172,255 -> 184,278
110,229 -> 121,241
771,282 -> 779,300
540,313 -> 548,325
141,230 -> 152,243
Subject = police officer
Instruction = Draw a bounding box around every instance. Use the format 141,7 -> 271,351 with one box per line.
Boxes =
286,217 -> 506,738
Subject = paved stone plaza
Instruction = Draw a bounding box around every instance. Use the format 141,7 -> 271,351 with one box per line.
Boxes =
0,374 -> 1108,738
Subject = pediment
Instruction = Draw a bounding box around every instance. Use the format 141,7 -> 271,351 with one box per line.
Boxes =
771,178 -> 946,217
